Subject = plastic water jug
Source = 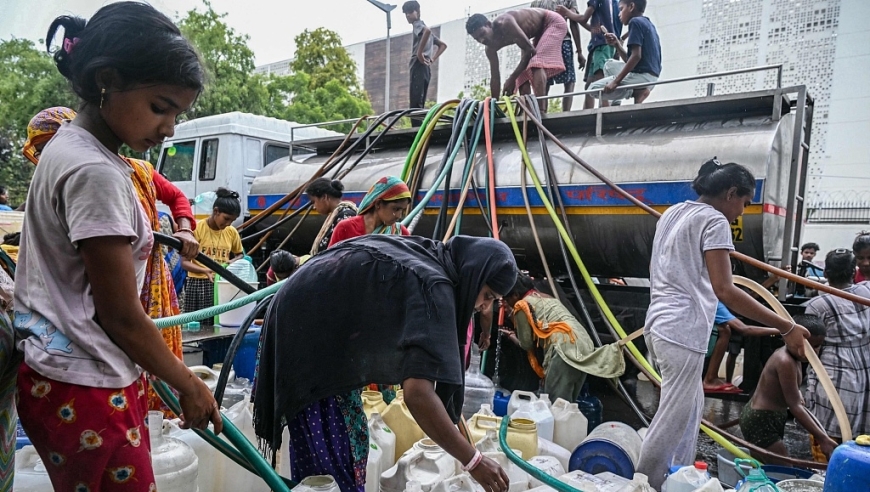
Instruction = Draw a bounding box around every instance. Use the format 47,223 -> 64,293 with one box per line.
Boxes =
527,456 -> 565,488
366,441 -> 383,492
550,398 -> 588,452
362,390 -> 388,418
382,395 -> 425,462
467,413 -> 502,445
406,480 -> 423,492
220,401 -> 270,492
736,465 -> 778,492
231,328 -> 262,380
508,391 -> 539,416
189,365 -> 220,393
576,385 -> 602,432
664,462 -> 711,492
537,437 -> 571,471
295,475 -> 342,492
538,394 -> 552,408
555,469 -> 633,492
493,390 -> 510,417
431,473 -> 485,492
475,430 -> 502,454
512,400 -> 555,442
217,257 -> 259,326
569,421 -> 643,479
148,411 -> 199,492
463,346 -> 495,420
13,445 -> 52,492
478,404 -> 495,417
824,435 -> 870,492
369,411 -> 397,470
484,451 -> 531,492
380,447 -> 457,492
506,418 -> 540,463
166,418 -> 218,492
16,419 -> 30,450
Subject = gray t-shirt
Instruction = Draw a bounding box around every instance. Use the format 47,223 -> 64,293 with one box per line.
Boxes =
410,20 -> 436,67
645,201 -> 735,353
14,123 -> 152,388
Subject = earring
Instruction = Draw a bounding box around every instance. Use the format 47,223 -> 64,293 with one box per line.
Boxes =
100,88 -> 106,109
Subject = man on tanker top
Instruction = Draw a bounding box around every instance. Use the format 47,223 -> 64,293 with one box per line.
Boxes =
466,9 -> 568,112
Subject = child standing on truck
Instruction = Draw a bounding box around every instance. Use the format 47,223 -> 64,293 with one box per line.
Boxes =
182,188 -> 244,326
587,0 -> 661,104
637,158 -> 810,490
556,0 -> 616,109
403,1 -> 447,127
739,314 -> 838,463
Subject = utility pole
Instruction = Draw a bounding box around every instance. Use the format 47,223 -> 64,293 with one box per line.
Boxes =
366,0 -> 397,112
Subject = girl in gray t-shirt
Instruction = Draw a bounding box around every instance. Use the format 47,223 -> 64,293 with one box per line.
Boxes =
637,159 -> 810,490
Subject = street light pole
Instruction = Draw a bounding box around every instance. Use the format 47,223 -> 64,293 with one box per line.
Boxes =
366,0 -> 397,112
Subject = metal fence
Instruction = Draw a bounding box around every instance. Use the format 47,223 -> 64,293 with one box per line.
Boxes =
806,191 -> 870,224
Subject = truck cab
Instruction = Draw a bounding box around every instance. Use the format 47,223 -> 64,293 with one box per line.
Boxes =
156,111 -> 337,219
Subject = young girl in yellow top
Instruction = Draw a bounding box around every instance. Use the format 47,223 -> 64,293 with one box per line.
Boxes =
182,188 -> 244,326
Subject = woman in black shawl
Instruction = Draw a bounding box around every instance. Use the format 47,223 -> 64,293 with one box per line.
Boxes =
254,234 -> 517,492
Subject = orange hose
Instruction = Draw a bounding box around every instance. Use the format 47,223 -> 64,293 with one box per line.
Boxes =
484,98 -> 499,240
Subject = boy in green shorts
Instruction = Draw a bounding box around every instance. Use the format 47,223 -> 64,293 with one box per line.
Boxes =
557,0 -> 617,108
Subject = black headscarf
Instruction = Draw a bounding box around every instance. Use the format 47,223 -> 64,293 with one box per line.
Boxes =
252,234 -> 516,457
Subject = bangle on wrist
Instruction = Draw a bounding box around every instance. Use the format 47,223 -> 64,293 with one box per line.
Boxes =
462,450 -> 483,472
781,321 -> 796,337
176,227 -> 194,234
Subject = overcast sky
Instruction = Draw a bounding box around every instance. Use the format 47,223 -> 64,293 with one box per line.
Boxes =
1,0 -> 523,66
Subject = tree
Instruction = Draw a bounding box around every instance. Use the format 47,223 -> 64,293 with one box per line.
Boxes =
291,28 -> 362,94
0,38 -> 77,204
178,1 -> 270,118
265,73 -> 371,133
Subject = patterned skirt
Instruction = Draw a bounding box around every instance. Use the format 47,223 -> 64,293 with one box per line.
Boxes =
287,390 -> 369,492
0,312 -> 18,492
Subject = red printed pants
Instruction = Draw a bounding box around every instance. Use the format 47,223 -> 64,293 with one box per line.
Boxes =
17,362 -> 157,491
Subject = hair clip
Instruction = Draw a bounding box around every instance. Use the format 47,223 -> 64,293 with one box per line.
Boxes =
63,37 -> 80,54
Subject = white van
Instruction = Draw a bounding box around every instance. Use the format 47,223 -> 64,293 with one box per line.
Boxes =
155,111 -> 338,218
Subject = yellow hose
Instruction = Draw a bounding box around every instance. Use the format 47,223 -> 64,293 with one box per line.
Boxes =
501,97 -> 752,461
403,101 -> 459,182
733,276 -> 852,441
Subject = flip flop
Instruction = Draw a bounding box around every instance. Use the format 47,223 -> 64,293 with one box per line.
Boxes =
704,383 -> 742,394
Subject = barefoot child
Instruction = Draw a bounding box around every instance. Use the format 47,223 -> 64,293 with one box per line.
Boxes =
403,1 -> 447,127
703,301 -> 780,393
637,158 -> 810,490
739,314 -> 838,463
14,4 -> 221,489
466,9 -> 568,112
588,0 -> 661,104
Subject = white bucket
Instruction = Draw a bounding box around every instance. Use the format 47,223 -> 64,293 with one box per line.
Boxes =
295,475 -> 342,492
216,280 -> 259,326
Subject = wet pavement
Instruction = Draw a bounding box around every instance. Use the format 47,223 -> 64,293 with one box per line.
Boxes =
590,377 -> 815,477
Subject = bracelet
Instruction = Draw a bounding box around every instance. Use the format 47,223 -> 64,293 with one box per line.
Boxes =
176,228 -> 194,234
781,321 -> 796,337
462,450 -> 483,472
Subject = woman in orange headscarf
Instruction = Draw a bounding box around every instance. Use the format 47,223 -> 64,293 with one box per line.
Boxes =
23,107 -> 198,415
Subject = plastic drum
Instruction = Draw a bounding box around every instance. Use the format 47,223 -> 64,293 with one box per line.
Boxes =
569,421 -> 642,479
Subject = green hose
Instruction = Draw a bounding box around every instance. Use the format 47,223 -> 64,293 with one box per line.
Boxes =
154,281 -> 283,329
502,96 -> 752,461
152,380 -> 295,491
499,416 -> 586,492
401,105 -> 442,181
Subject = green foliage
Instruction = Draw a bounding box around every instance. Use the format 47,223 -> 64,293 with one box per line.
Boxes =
0,38 -> 77,204
264,73 -> 371,133
548,98 -> 562,114
178,1 -> 270,117
291,28 -> 362,94
458,81 -> 490,101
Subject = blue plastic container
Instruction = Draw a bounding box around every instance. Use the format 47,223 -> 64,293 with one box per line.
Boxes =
493,391 -> 510,417
576,383 -> 603,431
232,327 -> 262,381
16,420 -> 30,450
569,421 -> 642,479
823,435 -> 870,492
